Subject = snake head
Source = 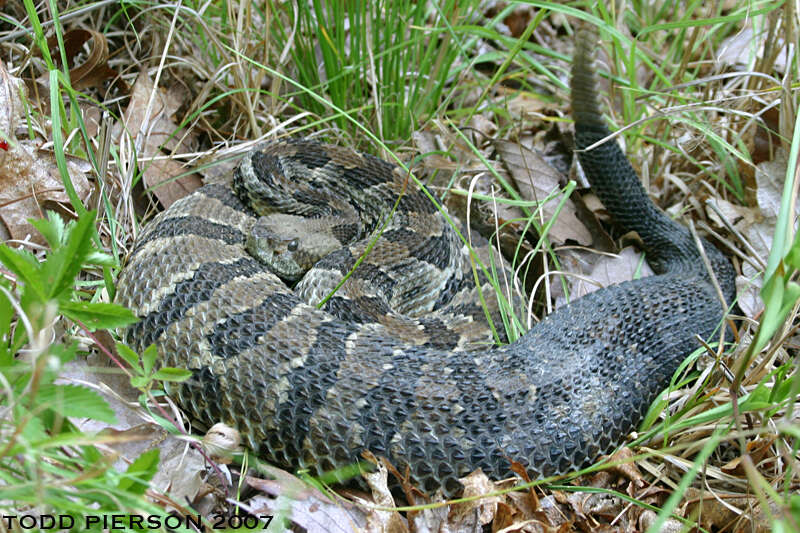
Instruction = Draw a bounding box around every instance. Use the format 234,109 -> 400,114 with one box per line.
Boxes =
246,214 -> 339,283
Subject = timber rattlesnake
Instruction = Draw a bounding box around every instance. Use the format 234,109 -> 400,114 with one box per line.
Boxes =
116,31 -> 736,495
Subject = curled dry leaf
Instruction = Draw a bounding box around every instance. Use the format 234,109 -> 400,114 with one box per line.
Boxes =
715,27 -> 757,69
44,29 -> 128,92
605,447 -> 644,485
121,74 -> 202,209
496,86 -> 550,117
706,197 -> 763,317
448,469 -> 499,527
735,274 -> 763,320
716,23 -> 792,73
582,246 -> 652,295
244,472 -> 368,533
707,146 -> 792,319
752,107 -> 781,165
639,510 -> 684,533
407,500 -> 450,533
720,437 -> 777,475
0,59 -> 90,243
201,422 -> 241,464
354,457 -> 409,533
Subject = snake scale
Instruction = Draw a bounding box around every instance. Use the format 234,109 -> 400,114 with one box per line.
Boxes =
116,32 -> 736,495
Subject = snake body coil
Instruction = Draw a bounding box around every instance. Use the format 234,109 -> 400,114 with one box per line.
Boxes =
116,33 -> 735,494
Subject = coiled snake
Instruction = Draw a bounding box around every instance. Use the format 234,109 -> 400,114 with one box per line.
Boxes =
116,32 -> 736,495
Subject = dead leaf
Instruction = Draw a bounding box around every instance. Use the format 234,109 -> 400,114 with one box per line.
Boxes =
501,5 -> 533,38
354,458 -> 408,533
754,148 -> 787,222
58,355 -> 205,507
146,428 -> 206,507
497,86 -> 550,117
0,59 -> 91,242
407,500 -> 450,533
143,158 -> 201,206
494,139 -> 592,246
365,451 -> 428,505
707,147 -> 791,320
753,107 -> 781,165
244,472 -> 368,533
449,469 -> 500,527
605,447 -> 644,485
720,437 -> 777,475
639,510 -> 683,533
120,74 -> 202,208
196,155 -> 241,185
508,459 -> 540,512
201,423 -> 241,464
45,29 -> 128,92
555,247 -> 653,308
502,492 -> 568,532
716,27 -> 757,68
586,247 -> 652,293
736,274 -> 763,319
491,502 -> 518,531
716,24 -> 791,73
683,488 -> 775,533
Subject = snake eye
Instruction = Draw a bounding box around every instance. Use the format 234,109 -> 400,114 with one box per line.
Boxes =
287,239 -> 298,252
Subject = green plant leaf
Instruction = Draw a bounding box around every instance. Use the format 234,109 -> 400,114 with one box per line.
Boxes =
0,245 -> 45,300
60,301 -> 138,330
35,384 -> 116,424
84,250 -> 118,267
115,342 -> 142,370
785,230 -> 800,269
35,341 -> 80,386
152,367 -> 192,382
141,343 -> 158,377
40,210 -> 96,300
118,448 -> 160,494
30,211 -> 67,248
16,405 -> 49,445
768,365 -> 797,406
130,376 -> 149,389
0,278 -> 14,364
753,272 -> 800,355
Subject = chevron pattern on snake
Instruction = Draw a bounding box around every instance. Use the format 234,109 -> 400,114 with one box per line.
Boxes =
116,30 -> 736,496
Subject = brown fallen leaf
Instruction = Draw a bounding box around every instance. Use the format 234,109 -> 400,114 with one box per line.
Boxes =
449,469 -> 500,527
720,437 -> 777,475
554,247 -> 653,309
583,246 -> 652,295
59,355 -> 206,509
45,29 -> 128,92
244,471 -> 368,533
605,447 -> 644,485
683,488 -> 775,533
752,107 -> 781,165
353,458 -> 409,533
494,139 -> 592,246
502,492 -> 570,532
121,74 -> 202,209
716,23 -> 792,74
0,59 -> 91,242
707,146 -> 791,320
496,86 -> 551,117
508,458 -> 541,513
